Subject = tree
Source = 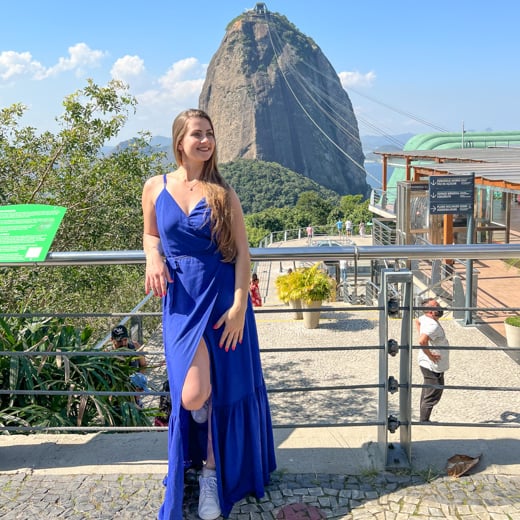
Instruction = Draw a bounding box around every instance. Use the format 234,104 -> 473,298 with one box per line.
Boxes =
0,80 -> 168,320
294,191 -> 333,227
220,159 -> 338,214
330,194 -> 372,229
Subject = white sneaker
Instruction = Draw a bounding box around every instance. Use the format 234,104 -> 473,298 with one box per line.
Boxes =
191,400 -> 209,423
198,469 -> 220,520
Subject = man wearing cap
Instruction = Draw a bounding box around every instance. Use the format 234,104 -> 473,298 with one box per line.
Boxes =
110,325 -> 148,406
111,325 -> 147,372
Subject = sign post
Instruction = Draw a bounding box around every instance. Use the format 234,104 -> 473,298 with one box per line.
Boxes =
0,204 -> 66,263
429,174 -> 475,215
429,174 -> 475,325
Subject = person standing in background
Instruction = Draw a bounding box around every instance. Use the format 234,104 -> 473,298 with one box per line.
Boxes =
345,218 -> 352,237
359,221 -> 365,237
110,325 -> 147,373
335,219 -> 343,236
250,272 -> 262,307
110,325 -> 148,407
306,224 -> 313,245
416,298 -> 450,422
339,259 -> 348,283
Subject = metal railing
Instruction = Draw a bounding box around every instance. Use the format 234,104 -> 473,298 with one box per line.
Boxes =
2,243 -> 520,469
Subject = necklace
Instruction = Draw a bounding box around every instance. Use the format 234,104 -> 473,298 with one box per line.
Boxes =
183,178 -> 200,191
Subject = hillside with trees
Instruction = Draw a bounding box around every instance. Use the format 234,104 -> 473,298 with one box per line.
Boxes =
220,159 -> 338,214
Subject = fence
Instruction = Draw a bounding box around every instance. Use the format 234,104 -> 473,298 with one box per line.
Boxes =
1,243 -> 520,469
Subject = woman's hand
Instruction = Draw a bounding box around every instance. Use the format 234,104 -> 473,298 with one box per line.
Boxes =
213,305 -> 245,352
145,253 -> 173,297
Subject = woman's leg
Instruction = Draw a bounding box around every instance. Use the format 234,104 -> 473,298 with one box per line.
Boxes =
182,339 -> 211,411
183,342 -> 220,519
181,339 -> 216,469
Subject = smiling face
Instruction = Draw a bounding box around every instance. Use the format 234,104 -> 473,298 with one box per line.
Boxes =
176,116 -> 215,166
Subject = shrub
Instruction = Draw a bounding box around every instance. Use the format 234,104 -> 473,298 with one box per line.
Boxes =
0,317 -> 152,432
275,263 -> 334,304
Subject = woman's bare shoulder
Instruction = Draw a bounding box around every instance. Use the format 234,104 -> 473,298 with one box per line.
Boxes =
144,174 -> 165,189
143,172 -> 171,199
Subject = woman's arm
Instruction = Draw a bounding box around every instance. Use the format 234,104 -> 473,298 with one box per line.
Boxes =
213,189 -> 250,352
142,176 -> 172,297
418,332 -> 441,362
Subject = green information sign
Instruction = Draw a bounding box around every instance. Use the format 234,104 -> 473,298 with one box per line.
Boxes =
0,204 -> 66,263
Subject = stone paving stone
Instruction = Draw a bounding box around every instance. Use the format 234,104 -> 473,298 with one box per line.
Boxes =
322,487 -> 339,497
0,471 -> 520,519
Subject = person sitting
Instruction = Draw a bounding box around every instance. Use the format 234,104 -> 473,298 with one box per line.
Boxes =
110,325 -> 148,406
111,325 -> 147,371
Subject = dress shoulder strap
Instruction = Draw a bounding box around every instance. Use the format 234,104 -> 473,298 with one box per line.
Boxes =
163,174 -> 168,188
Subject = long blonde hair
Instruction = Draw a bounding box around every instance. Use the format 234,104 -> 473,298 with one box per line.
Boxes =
172,109 -> 236,262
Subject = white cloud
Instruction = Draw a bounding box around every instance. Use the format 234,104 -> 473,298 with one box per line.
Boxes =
338,70 -> 376,88
44,43 -> 106,78
120,57 -> 207,137
0,43 -> 106,83
111,55 -> 146,82
137,58 -> 206,107
0,49 -> 209,140
0,51 -> 46,81
158,58 -> 206,90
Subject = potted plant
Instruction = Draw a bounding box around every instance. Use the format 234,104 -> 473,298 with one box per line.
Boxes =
504,315 -> 520,347
275,269 -> 303,320
275,264 -> 335,327
298,263 -> 335,329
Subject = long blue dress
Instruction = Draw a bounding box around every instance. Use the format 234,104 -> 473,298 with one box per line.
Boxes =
155,175 -> 276,519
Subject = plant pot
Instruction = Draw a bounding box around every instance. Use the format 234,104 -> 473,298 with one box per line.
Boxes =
302,300 -> 322,329
289,299 -> 303,320
505,322 -> 520,347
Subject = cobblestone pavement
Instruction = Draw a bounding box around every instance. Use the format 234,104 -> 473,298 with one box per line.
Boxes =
1,469 -> 519,519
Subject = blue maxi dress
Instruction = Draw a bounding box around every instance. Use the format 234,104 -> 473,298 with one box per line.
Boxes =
155,175 -> 276,519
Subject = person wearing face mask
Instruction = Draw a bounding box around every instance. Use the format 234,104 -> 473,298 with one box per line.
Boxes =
415,298 -> 449,422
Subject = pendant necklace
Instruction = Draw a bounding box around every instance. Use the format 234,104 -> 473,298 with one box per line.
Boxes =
184,178 -> 200,191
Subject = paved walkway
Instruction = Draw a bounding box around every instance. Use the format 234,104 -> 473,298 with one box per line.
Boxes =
0,469 -> 519,519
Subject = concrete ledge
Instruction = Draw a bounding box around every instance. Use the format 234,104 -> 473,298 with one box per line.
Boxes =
2,425 -> 520,477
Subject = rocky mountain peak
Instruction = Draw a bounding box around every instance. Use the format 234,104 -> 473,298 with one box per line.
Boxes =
199,5 -> 370,196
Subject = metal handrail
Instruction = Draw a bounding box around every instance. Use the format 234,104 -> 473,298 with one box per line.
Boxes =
2,245 -> 520,437
2,243 -> 520,267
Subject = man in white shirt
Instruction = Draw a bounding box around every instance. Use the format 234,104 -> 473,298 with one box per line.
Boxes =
345,219 -> 352,237
416,298 -> 449,422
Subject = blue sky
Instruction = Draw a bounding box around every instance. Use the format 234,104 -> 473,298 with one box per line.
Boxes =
1,0 -> 519,146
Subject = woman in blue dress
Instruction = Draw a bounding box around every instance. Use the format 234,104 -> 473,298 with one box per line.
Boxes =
142,109 -> 276,519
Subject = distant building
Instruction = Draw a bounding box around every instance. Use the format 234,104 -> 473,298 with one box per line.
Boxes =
254,3 -> 268,14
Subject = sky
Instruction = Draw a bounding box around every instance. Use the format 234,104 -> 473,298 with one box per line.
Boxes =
1,0 -> 519,147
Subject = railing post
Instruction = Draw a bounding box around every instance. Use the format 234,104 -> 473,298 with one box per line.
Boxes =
377,269 -> 413,470
453,275 -> 465,320
130,315 -> 144,345
431,259 -> 441,287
